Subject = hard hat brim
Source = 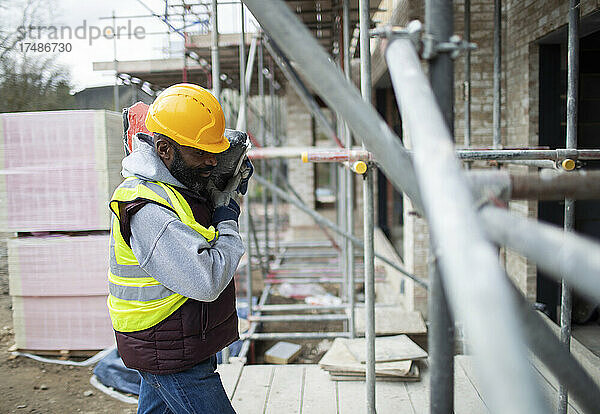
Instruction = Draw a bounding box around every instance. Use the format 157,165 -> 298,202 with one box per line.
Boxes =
184,134 -> 230,153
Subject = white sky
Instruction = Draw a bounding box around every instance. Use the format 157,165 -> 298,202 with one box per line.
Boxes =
10,0 -> 256,92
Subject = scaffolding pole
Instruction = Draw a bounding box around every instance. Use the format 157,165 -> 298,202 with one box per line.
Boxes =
464,0 -> 471,148
493,0 -> 502,148
425,0 -> 455,411
269,60 -> 280,254
342,0 -> 356,340
258,35 -> 269,258
240,3 -> 251,323
359,0 -> 376,411
210,0 -> 220,99
559,0 -> 579,411
386,36 -> 549,414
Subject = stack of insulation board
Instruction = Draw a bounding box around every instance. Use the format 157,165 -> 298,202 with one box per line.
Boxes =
8,235 -> 114,350
0,110 -> 123,232
0,110 -> 122,351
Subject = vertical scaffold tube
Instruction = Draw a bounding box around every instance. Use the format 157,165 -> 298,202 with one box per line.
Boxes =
493,0 -> 502,148
342,0 -> 356,339
269,62 -> 280,254
240,3 -> 252,322
258,36 -> 269,258
464,0 -> 471,149
425,0 -> 454,411
211,0 -> 220,100
359,0 -> 375,412
559,1 -> 579,412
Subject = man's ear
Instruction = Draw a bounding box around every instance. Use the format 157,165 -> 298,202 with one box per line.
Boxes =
155,138 -> 173,165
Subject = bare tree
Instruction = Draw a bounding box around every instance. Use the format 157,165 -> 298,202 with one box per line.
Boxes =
0,0 -> 75,112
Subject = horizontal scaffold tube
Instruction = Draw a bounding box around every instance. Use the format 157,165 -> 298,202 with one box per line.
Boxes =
241,332 -> 351,341
247,314 -> 348,322
456,148 -> 600,161
481,205 -> 600,303
466,170 -> 600,201
253,173 -> 428,288
248,147 -> 372,162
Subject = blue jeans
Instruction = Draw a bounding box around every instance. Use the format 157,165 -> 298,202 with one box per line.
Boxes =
137,355 -> 236,414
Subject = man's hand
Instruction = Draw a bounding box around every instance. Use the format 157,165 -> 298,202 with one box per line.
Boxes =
208,173 -> 242,209
236,159 -> 254,195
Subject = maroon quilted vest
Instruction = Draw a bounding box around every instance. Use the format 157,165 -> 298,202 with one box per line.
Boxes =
113,187 -> 239,375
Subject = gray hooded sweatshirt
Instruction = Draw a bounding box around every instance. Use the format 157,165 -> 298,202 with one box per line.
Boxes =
120,138 -> 245,302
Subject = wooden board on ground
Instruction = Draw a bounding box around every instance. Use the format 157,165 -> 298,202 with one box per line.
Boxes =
216,362 -> 244,399
354,307 -> 427,336
328,362 -> 420,381
219,361 -> 492,413
528,356 -> 583,414
264,365 -> 304,414
454,356 -> 489,414
231,365 -> 274,413
345,335 -> 428,363
319,338 -> 413,376
376,378 -> 419,414
301,365 -> 338,414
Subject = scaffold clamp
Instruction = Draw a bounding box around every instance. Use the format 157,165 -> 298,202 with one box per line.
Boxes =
422,34 -> 478,60
371,20 -> 477,60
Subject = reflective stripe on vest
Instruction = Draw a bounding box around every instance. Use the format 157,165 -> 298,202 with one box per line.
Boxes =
107,177 -> 218,332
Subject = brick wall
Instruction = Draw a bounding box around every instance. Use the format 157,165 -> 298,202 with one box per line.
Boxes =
285,86 -> 316,228
373,0 -> 600,312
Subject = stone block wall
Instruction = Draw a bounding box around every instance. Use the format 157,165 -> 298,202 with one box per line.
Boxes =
371,0 -> 600,312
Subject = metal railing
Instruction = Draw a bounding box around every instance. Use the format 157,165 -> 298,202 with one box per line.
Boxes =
237,1 -> 600,413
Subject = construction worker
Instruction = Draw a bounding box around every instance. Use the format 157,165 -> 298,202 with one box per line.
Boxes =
107,83 -> 250,413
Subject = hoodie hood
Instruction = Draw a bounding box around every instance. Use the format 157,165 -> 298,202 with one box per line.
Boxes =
121,135 -> 187,188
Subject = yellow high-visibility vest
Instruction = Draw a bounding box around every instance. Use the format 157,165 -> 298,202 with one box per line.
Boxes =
107,177 -> 218,332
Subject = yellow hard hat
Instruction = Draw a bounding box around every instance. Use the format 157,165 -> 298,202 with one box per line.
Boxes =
145,83 -> 230,153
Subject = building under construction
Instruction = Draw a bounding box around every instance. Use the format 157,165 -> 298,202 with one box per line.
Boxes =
2,0 -> 600,413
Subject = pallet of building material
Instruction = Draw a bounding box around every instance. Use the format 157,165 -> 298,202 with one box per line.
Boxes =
353,307 -> 427,336
11,295 -> 114,350
318,338 -> 419,380
0,110 -> 122,232
8,234 -> 109,296
8,234 -> 114,351
345,334 -> 428,364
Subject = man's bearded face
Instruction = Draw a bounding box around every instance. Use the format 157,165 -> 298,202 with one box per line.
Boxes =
169,143 -> 216,195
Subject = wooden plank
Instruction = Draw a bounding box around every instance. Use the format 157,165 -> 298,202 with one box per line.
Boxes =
301,366 -> 338,414
530,357 -> 583,414
232,365 -> 274,414
337,379 -> 367,414
458,355 -> 581,414
404,366 -> 429,413
337,378 -> 415,414
454,357 -> 489,414
216,362 -> 244,400
376,380 -> 416,414
354,307 -> 427,336
265,365 -> 305,414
